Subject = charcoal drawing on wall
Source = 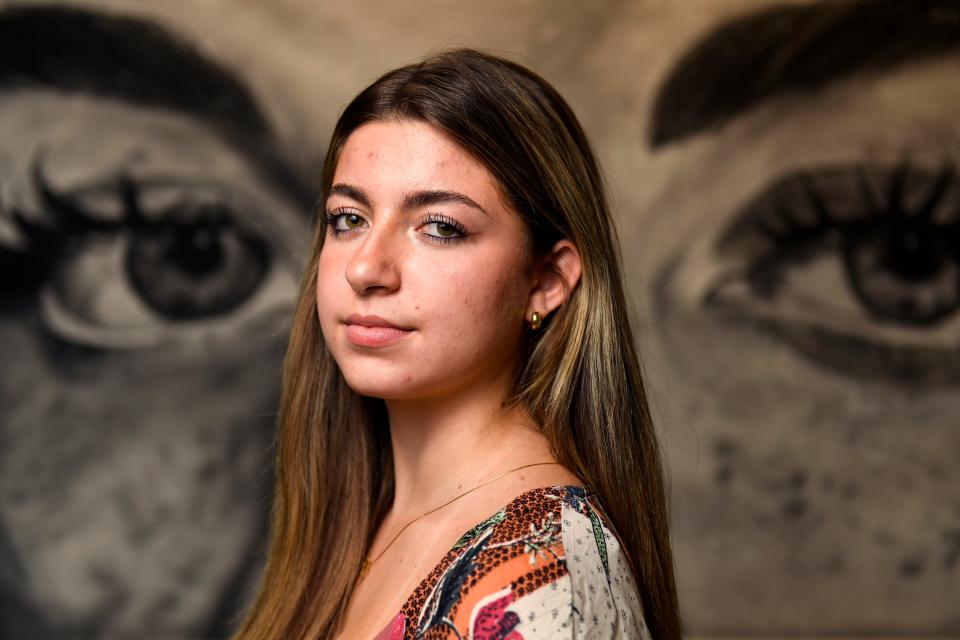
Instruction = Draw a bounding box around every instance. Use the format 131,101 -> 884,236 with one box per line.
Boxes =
1,0 -> 959,637
0,5 -> 313,638
645,0 -> 960,634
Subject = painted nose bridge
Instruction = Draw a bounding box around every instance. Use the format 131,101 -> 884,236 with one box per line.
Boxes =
344,215 -> 402,294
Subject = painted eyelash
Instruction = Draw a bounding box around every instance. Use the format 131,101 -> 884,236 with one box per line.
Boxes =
749,159 -> 960,253
9,158 -> 249,251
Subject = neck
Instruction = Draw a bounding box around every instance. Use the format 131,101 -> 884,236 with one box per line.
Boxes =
384,377 -> 555,519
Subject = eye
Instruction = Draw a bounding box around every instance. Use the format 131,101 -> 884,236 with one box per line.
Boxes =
324,208 -> 367,235
5,161 -> 300,350
339,213 -> 365,230
424,221 -> 459,237
419,213 -> 467,244
700,159 -> 960,386
125,202 -> 269,319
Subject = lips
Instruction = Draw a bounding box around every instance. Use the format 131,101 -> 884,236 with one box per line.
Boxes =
344,314 -> 411,330
343,314 -> 413,347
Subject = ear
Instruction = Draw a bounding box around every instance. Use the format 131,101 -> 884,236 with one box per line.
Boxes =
525,239 -> 582,322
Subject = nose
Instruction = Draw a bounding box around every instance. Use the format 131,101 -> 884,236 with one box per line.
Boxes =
344,222 -> 402,295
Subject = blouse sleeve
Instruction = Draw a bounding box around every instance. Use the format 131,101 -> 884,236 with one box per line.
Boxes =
460,494 -> 652,639
558,495 -> 651,638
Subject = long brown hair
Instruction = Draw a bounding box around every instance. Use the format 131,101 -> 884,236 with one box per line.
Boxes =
233,47 -> 682,640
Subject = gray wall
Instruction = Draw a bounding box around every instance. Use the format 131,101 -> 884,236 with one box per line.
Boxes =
1,0 -> 957,637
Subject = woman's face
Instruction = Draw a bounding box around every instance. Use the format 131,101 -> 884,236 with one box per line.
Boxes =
316,119 -> 535,401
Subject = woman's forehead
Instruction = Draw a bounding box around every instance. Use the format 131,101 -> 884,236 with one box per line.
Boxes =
331,120 -> 502,206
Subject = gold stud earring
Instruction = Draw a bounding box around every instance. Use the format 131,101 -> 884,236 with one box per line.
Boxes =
528,311 -> 542,330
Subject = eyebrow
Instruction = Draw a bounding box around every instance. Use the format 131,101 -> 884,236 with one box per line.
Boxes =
0,5 -> 270,135
0,5 -> 314,209
649,0 -> 960,148
328,183 -> 490,216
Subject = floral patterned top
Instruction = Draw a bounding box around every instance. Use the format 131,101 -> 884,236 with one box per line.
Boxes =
373,484 -> 650,639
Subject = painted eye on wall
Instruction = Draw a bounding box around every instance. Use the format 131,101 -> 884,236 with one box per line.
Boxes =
124,201 -> 269,320
6,158 -> 300,350
695,159 -> 960,385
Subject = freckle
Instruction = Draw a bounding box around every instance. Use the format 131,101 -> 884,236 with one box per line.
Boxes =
415,305 -> 420,310
712,437 -> 737,457
781,497 -> 807,520
824,553 -> 845,574
714,465 -> 733,485
785,469 -> 807,493
873,529 -> 897,547
898,556 -> 924,578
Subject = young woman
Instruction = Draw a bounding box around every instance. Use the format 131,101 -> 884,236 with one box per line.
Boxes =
233,48 -> 681,640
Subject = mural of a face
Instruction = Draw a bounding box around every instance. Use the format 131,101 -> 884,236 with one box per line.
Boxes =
635,0 -> 960,633
3,0 -> 959,637
0,5 -> 312,638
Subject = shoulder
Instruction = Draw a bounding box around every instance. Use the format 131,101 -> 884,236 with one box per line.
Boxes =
555,486 -> 651,638
407,485 -> 651,639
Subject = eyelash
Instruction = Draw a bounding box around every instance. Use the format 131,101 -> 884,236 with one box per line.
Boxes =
421,213 -> 468,245
322,208 -> 469,245
749,160 -> 957,254
322,208 -> 358,237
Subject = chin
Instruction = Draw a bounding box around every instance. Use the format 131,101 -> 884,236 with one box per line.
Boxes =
340,362 -> 468,401
336,362 -> 419,399
343,380 -> 424,401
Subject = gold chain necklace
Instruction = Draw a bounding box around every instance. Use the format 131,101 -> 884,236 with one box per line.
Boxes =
357,461 -> 563,582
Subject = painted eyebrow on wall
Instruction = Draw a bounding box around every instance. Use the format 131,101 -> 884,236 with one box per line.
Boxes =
649,0 -> 960,148
0,4 -> 313,208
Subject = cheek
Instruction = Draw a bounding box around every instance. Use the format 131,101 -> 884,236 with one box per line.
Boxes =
422,254 -> 527,347
315,246 -> 343,329
472,266 -> 525,320
316,248 -> 333,298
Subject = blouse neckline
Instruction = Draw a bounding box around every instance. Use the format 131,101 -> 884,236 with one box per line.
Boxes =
390,483 -> 594,624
